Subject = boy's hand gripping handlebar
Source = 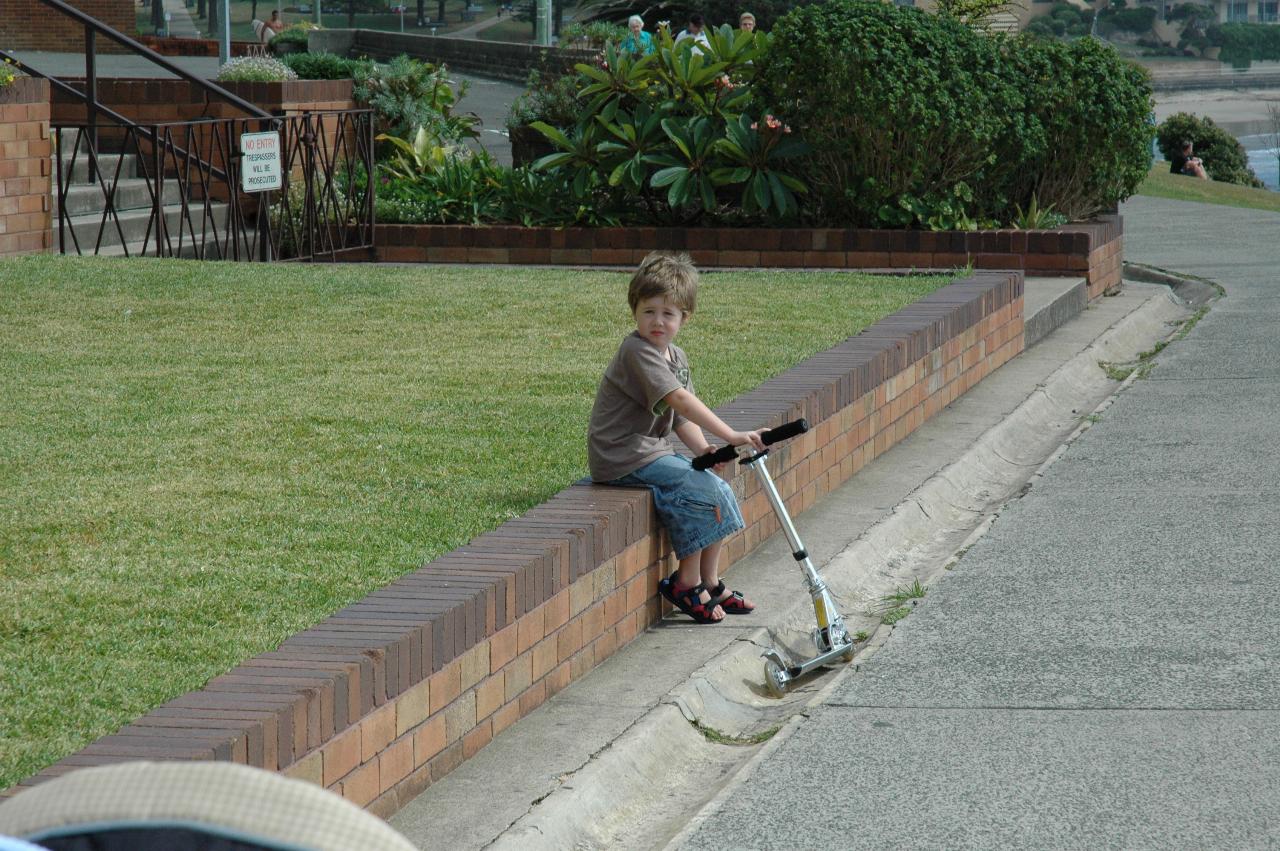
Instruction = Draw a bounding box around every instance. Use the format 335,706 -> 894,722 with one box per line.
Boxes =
691,418 -> 810,471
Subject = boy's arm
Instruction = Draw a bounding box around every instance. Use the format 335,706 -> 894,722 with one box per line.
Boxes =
664,388 -> 765,452
674,419 -> 712,456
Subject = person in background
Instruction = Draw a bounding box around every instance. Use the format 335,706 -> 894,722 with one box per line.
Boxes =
620,15 -> 655,55
1170,140 -> 1209,180
738,11 -> 756,32
675,12 -> 711,53
265,9 -> 286,35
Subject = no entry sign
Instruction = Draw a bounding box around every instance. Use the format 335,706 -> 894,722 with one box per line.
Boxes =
240,131 -> 282,193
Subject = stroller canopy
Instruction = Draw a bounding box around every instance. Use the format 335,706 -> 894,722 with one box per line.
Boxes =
0,761 -> 417,851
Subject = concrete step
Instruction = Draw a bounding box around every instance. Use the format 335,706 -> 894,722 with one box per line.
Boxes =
54,178 -> 187,218
59,152 -> 140,185
54,202 -> 238,259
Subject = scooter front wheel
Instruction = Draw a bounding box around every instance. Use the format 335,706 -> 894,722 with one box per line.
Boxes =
763,655 -> 789,698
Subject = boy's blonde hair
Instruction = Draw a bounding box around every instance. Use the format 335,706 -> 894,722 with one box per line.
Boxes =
628,251 -> 698,315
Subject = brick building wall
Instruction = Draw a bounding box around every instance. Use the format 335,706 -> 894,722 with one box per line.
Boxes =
0,78 -> 52,257
0,0 -> 135,52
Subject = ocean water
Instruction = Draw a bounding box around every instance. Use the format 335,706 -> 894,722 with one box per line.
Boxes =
1240,134 -> 1280,190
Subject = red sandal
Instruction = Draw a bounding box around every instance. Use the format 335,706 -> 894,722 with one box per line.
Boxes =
707,580 -> 755,614
659,574 -> 725,624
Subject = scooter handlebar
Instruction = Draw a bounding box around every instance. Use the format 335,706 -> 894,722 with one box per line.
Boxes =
691,418 -> 810,471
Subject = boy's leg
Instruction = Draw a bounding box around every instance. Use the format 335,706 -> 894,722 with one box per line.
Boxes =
702,539 -> 756,612
675,549 -> 724,619
698,539 -> 724,588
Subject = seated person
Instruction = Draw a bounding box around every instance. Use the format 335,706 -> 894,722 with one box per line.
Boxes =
265,9 -> 286,35
1170,140 -> 1208,180
620,15 -> 655,55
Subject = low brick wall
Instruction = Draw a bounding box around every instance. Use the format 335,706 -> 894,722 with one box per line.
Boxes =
50,78 -> 356,126
5,271 -> 1025,814
136,35 -> 261,57
311,28 -> 594,81
0,78 -> 52,257
376,216 -> 1123,299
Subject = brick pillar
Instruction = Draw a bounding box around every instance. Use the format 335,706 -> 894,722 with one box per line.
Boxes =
0,77 -> 53,257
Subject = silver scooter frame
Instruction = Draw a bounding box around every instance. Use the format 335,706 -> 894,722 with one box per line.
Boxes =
738,448 -> 855,697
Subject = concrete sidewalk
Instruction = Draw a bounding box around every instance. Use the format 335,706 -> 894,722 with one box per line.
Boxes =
673,196 -> 1280,849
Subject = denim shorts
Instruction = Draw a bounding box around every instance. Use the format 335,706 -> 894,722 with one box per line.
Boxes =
611,454 -> 745,560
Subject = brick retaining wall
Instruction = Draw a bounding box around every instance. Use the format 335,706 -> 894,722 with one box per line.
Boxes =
5,271 -> 1025,815
0,78 -> 52,257
50,78 -> 356,126
376,216 -> 1123,300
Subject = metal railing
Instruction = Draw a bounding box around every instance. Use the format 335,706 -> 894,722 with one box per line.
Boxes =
53,110 -> 375,261
4,0 -> 376,262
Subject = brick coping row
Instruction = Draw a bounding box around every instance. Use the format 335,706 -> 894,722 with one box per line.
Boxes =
373,214 -> 1122,300
5,270 -> 1030,815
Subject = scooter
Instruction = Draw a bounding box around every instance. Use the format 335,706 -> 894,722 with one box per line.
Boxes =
693,418 -> 856,698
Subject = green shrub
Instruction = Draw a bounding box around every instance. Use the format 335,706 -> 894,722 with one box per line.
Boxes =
1004,35 -> 1154,220
0,58 -> 17,89
354,55 -> 477,145
1050,2 -> 1084,25
281,51 -> 370,80
214,55 -> 298,82
560,21 -> 629,48
269,22 -> 319,47
528,27 -> 809,223
758,0 -> 1022,227
1156,112 -> 1264,187
1024,17 -> 1056,36
758,0 -> 1153,227
1099,5 -> 1155,32
506,67 -> 582,132
1207,22 -> 1280,67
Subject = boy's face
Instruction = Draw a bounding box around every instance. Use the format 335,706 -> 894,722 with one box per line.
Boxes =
633,295 -> 686,350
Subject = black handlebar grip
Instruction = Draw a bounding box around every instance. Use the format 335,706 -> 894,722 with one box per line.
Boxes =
762,417 -> 810,446
691,418 -> 810,471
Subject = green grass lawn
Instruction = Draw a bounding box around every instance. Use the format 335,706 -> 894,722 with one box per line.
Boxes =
475,17 -> 535,42
0,256 -> 950,788
1138,162 -> 1280,214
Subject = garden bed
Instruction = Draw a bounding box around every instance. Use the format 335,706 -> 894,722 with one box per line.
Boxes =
1,257 -> 1023,814
376,216 -> 1123,300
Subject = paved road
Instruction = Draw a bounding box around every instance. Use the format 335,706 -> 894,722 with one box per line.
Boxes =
678,195 -> 1280,850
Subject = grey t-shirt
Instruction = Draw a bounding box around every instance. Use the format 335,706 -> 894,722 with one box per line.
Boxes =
587,331 -> 694,482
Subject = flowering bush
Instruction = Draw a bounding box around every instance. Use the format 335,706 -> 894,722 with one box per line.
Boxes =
215,55 -> 299,83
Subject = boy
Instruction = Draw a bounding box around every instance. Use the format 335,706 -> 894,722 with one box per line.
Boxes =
588,252 -> 765,623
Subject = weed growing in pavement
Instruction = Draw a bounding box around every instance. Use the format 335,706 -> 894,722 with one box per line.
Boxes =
882,579 -> 927,605
1100,360 -> 1137,381
1174,306 -> 1211,341
881,606 -> 912,626
854,630 -> 871,642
